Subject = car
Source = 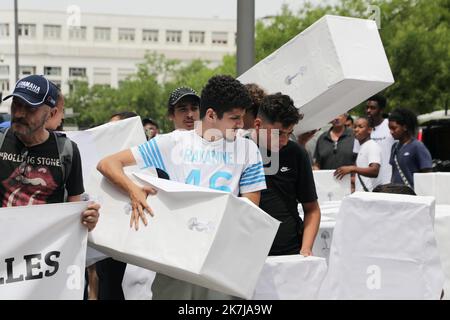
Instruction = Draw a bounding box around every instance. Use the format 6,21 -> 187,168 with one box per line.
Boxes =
418,110 -> 450,171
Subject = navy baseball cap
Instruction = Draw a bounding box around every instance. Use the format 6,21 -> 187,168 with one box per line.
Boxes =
168,87 -> 200,107
3,75 -> 58,108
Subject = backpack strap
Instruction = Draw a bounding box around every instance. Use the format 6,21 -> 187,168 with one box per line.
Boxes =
357,173 -> 370,192
393,142 -> 412,189
53,132 -> 73,188
0,127 -> 9,150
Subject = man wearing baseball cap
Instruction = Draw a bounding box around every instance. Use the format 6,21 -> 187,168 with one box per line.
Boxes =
0,75 -> 99,229
167,87 -> 200,130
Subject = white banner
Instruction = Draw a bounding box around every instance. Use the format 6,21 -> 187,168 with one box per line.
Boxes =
66,116 -> 149,266
0,201 -> 88,300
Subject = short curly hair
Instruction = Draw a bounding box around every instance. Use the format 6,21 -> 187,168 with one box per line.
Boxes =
257,93 -> 302,127
244,83 -> 267,118
200,75 -> 252,119
388,108 -> 418,135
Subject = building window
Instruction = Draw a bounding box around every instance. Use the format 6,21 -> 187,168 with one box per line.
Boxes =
212,31 -> 228,45
94,27 -> 111,41
93,68 -> 111,86
166,30 -> 182,44
0,79 -> 10,92
0,66 -> 9,76
69,26 -> 87,40
189,31 -> 205,44
118,28 -> 135,42
69,67 -> 86,78
44,66 -> 62,77
18,24 -> 36,38
19,66 -> 36,76
0,24 -> 9,37
52,80 -> 62,89
44,25 -> 61,39
142,29 -> 158,43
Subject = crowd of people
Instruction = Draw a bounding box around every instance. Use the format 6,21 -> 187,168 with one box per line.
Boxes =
0,73 -> 434,300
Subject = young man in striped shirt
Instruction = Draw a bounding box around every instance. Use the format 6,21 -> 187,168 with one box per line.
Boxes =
97,75 -> 266,299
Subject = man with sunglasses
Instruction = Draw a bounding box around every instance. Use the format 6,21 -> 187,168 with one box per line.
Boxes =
0,75 -> 99,229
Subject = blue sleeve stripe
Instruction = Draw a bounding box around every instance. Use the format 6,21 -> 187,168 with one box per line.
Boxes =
150,139 -> 167,172
239,177 -> 266,187
240,173 -> 266,183
243,163 -> 263,175
147,139 -> 161,168
245,162 -> 263,170
142,142 -> 158,168
240,172 -> 265,183
139,144 -> 154,168
241,169 -> 264,180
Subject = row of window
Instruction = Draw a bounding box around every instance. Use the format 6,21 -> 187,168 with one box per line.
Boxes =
0,65 -> 134,78
1,65 -> 136,92
0,23 -> 230,45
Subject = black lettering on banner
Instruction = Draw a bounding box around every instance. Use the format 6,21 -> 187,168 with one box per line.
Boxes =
44,251 -> 60,277
0,251 -> 61,285
24,254 -> 43,280
5,258 -> 24,284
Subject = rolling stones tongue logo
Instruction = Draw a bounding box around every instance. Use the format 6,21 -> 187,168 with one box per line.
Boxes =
1,164 -> 58,207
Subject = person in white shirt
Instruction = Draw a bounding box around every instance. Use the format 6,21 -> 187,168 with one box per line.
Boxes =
334,116 -> 382,191
97,75 -> 266,299
353,94 -> 395,184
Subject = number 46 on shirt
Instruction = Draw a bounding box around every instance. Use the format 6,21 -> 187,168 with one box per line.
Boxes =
185,169 -> 232,192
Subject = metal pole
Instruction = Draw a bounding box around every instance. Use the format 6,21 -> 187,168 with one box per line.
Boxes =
14,0 -> 19,82
236,0 -> 255,76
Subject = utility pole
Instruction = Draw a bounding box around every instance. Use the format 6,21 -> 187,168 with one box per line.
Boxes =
236,0 -> 255,76
14,0 -> 19,82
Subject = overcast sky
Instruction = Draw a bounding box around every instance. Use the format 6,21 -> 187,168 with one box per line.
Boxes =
0,0 -> 335,19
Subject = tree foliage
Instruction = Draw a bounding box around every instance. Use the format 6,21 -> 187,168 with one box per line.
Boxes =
66,0 -> 449,128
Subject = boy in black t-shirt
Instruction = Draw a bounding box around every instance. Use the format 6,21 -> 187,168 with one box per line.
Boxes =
249,93 -> 321,256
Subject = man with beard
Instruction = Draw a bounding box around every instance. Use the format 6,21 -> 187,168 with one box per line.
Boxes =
167,87 -> 200,131
0,75 -> 99,229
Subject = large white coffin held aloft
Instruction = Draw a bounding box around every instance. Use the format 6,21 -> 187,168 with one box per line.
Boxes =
89,173 -> 280,300
238,15 -> 394,134
319,192 -> 444,299
414,172 -> 450,205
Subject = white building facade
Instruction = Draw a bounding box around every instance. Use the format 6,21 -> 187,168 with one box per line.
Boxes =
0,10 -> 236,112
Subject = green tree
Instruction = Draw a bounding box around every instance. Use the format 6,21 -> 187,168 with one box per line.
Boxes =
254,0 -> 449,115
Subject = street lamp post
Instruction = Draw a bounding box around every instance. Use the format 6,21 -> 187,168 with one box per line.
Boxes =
236,0 -> 255,76
14,0 -> 19,82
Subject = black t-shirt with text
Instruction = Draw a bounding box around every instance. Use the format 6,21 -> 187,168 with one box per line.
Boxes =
259,140 -> 318,255
0,130 -> 84,207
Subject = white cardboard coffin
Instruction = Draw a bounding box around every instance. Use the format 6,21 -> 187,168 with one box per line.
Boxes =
435,205 -> 450,300
65,116 -> 147,187
252,255 -> 327,300
89,173 -> 280,299
319,192 -> 444,299
313,170 -> 351,203
238,15 -> 394,134
414,173 -> 450,205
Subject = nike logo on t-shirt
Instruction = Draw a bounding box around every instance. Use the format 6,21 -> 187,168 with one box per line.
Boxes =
280,167 -> 291,172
